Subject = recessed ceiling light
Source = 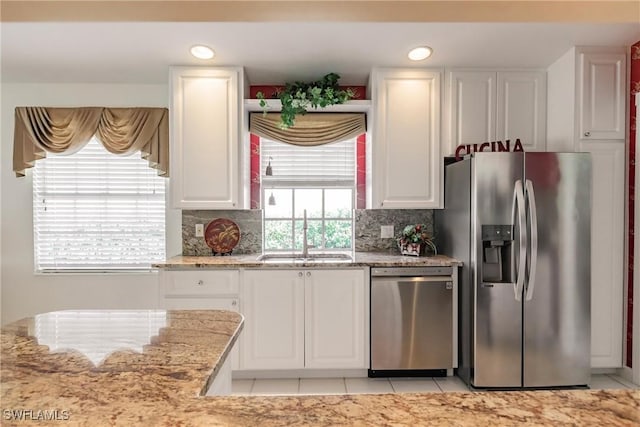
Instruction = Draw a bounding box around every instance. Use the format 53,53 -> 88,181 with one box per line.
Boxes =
408,46 -> 433,61
190,45 -> 215,60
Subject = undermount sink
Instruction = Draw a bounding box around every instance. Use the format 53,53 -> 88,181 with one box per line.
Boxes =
256,253 -> 354,263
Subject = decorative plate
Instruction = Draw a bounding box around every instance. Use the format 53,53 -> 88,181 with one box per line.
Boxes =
204,219 -> 240,254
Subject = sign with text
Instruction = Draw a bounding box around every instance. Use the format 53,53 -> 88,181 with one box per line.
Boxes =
455,138 -> 524,160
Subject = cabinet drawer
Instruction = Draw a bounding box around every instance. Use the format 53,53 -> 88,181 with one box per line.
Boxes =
163,270 -> 239,296
163,297 -> 239,311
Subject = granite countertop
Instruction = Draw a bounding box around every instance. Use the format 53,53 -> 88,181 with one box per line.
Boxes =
2,310 -> 639,426
153,251 -> 462,269
1,310 -> 243,423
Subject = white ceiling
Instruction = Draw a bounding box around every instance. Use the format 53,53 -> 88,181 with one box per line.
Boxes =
1,21 -> 638,85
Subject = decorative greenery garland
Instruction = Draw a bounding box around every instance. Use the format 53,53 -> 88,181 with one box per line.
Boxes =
256,73 -> 355,129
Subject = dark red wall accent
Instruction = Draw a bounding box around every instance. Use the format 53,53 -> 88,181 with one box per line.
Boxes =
250,133 -> 261,209
356,134 -> 366,209
627,41 -> 640,368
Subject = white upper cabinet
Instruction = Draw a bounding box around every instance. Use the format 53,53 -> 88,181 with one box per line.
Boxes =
371,68 -> 442,209
169,67 -> 243,209
447,71 -> 496,151
579,52 -> 626,140
496,71 -> 546,151
446,69 -> 546,155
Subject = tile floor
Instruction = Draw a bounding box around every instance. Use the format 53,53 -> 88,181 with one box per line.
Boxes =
232,374 -> 639,396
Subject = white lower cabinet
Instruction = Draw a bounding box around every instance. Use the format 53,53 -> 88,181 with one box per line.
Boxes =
241,268 -> 367,371
162,297 -> 238,311
582,142 -> 625,368
304,270 -> 366,369
159,270 -> 241,370
241,270 -> 305,370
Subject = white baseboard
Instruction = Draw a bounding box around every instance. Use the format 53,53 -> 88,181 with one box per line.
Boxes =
617,366 -> 635,382
232,368 -> 457,380
591,368 -> 617,375
232,369 -> 368,379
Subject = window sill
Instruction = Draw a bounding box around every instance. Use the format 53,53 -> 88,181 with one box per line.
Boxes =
34,269 -> 159,276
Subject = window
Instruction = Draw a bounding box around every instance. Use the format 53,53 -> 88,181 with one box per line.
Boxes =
261,138 -> 355,252
33,138 -> 166,272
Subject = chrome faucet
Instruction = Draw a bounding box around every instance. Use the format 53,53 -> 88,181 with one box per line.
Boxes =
302,209 -> 315,258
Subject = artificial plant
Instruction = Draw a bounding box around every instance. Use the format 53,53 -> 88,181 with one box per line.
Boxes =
256,73 -> 355,129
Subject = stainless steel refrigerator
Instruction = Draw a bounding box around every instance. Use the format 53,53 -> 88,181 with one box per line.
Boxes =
435,152 -> 591,388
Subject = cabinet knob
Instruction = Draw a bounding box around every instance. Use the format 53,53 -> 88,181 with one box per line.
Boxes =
231,300 -> 237,306
306,271 -> 311,277
584,131 -> 591,137
197,280 -> 204,286
298,272 -> 303,277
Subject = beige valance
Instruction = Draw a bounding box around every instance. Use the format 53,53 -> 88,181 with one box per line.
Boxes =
249,112 -> 366,146
13,107 -> 169,177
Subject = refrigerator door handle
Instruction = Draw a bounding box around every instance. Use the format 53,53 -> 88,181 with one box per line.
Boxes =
512,180 -> 527,301
524,179 -> 538,301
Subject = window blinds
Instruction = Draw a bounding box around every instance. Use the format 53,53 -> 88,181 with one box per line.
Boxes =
260,137 -> 356,186
33,138 -> 166,271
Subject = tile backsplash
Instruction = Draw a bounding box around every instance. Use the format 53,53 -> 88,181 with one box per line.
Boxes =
182,210 -> 262,256
182,209 -> 434,255
354,209 -> 434,252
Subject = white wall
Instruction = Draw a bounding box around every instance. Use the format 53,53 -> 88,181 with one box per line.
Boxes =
1,83 -> 181,324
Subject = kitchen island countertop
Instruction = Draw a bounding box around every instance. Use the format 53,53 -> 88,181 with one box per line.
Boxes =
2,309 -> 639,426
153,251 -> 462,269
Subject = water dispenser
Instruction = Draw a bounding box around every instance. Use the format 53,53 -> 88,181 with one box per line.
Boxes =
481,225 -> 514,283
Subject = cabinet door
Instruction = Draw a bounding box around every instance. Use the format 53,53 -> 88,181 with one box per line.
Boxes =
372,68 -> 442,209
447,71 -> 496,155
579,142 -> 624,368
304,269 -> 366,369
241,270 -> 305,370
579,53 -> 625,140
169,67 -> 241,209
496,71 -> 546,151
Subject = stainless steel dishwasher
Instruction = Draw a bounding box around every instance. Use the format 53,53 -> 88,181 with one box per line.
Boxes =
369,266 -> 453,377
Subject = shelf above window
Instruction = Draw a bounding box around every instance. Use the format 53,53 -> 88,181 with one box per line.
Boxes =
244,99 -> 371,113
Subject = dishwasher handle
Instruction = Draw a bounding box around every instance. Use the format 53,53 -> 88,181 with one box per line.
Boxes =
373,276 -> 453,288
371,267 -> 452,276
